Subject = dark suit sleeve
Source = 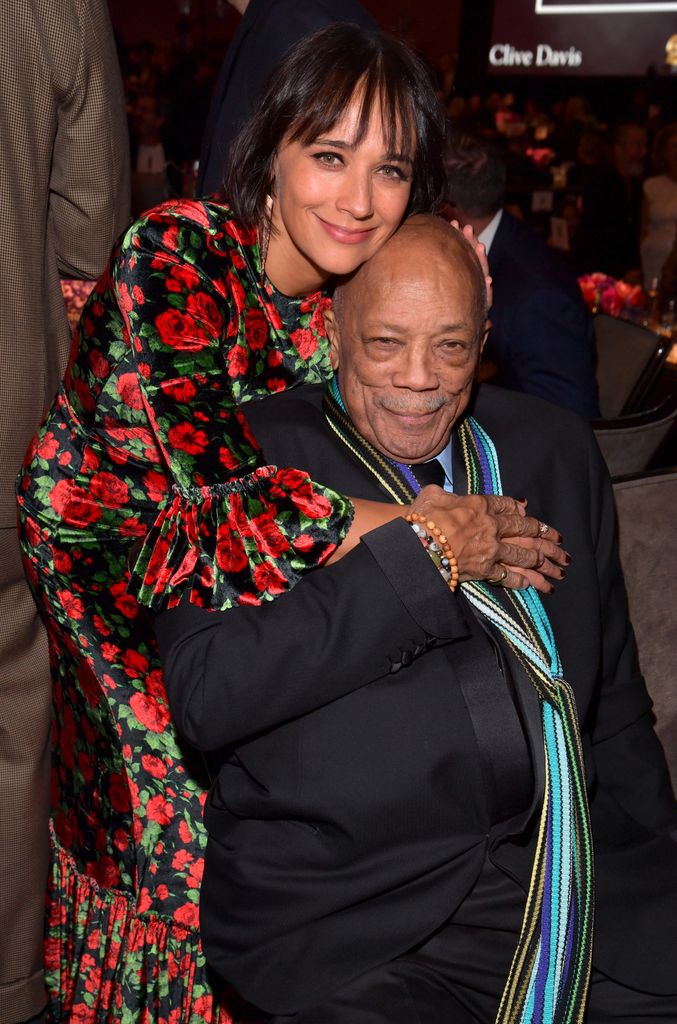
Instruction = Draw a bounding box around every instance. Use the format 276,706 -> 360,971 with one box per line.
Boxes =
495,285 -> 599,418
585,430 -> 677,835
155,518 -> 469,751
244,1 -> 376,87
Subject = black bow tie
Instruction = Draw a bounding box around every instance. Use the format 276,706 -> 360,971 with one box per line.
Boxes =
408,459 -> 445,489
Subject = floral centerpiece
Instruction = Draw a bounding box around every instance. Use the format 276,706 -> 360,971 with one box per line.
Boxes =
60,278 -> 96,330
578,272 -> 646,319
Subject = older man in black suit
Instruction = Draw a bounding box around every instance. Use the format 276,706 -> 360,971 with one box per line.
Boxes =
444,133 -> 599,419
197,0 -> 376,196
157,217 -> 676,1023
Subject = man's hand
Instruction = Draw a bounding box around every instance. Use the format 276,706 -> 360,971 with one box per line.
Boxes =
409,487 -> 568,594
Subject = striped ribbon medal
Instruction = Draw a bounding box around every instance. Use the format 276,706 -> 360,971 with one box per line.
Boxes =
324,380 -> 594,1024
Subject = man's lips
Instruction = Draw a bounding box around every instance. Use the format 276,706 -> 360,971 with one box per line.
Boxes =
382,407 -> 440,426
316,216 -> 376,244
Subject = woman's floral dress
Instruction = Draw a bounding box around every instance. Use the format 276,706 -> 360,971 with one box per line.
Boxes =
17,199 -> 351,1024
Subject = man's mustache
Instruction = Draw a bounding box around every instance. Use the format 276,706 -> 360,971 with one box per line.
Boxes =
378,394 -> 448,415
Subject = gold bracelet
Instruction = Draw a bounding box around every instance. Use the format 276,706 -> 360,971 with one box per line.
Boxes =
406,512 -> 459,592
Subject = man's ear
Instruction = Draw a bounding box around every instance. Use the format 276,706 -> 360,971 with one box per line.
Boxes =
323,306 -> 341,371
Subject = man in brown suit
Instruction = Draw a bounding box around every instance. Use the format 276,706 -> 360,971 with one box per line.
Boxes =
0,3 -> 130,1020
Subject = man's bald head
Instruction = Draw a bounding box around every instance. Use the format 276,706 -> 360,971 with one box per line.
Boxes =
324,215 -> 490,465
332,214 -> 488,345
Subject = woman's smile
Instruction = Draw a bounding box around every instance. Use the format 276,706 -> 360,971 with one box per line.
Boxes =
315,215 -> 378,245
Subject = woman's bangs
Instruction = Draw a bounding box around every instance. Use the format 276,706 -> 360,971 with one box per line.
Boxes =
376,74 -> 417,161
288,65 -> 416,161
287,68 -> 370,146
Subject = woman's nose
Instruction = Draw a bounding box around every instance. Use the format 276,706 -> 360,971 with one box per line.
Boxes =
337,169 -> 373,220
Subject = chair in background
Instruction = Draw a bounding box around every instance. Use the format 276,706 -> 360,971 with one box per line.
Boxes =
592,397 -> 677,478
613,469 -> 677,792
594,313 -> 671,417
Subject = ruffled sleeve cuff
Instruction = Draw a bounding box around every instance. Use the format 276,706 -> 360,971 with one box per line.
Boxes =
127,466 -> 354,611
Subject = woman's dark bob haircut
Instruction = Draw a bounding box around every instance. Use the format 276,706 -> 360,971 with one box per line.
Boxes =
224,23 -> 446,228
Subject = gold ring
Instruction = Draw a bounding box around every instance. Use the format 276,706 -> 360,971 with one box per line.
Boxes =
489,565 -> 508,585
538,522 -> 549,537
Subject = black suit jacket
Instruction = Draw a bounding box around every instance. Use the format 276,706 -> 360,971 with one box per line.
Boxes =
156,384 -> 677,1013
197,0 -> 376,196
486,211 -> 599,418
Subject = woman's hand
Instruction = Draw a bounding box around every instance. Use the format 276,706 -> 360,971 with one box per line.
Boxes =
409,486 -> 568,594
448,219 -> 493,307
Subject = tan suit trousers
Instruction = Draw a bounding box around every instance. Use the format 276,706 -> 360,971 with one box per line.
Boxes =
0,531 -> 51,1023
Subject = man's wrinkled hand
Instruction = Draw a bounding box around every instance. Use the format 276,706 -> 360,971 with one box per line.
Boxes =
409,487 -> 569,595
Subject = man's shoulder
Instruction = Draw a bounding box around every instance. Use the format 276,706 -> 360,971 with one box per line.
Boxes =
251,380 -> 325,414
470,384 -> 592,447
245,383 -> 327,441
467,386 -> 599,498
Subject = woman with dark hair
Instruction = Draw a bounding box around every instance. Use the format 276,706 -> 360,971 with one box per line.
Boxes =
16,23 -> 449,1024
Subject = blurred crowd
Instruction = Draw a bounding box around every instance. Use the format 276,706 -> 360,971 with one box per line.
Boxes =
437,86 -> 677,293
118,25 -> 218,209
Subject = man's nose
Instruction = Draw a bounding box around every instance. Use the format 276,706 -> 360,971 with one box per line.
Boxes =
337,168 -> 373,221
392,349 -> 439,390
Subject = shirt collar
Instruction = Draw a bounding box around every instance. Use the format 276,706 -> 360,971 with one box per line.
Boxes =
431,441 -> 453,491
477,208 -> 503,255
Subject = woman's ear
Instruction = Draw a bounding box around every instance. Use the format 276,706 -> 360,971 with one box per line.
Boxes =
323,307 -> 341,371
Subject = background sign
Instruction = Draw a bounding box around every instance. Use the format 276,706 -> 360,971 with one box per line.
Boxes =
488,0 -> 677,75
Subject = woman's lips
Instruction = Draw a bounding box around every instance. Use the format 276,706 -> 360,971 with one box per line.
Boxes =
316,216 -> 376,244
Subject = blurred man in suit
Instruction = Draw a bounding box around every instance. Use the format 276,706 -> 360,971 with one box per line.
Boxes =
444,133 -> 599,418
0,3 -> 129,1020
574,122 -> 647,281
197,0 -> 376,196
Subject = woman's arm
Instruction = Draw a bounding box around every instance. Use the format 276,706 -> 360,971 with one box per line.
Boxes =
110,202 -> 353,610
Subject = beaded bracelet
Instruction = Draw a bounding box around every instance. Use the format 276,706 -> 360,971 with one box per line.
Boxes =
406,512 -> 459,592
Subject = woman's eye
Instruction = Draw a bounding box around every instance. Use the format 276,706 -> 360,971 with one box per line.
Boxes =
379,164 -> 408,181
313,152 -> 342,167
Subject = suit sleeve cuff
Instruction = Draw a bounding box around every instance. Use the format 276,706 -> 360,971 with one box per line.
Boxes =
360,517 -> 469,640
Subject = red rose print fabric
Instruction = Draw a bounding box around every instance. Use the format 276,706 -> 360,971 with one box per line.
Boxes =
17,200 -> 352,1022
